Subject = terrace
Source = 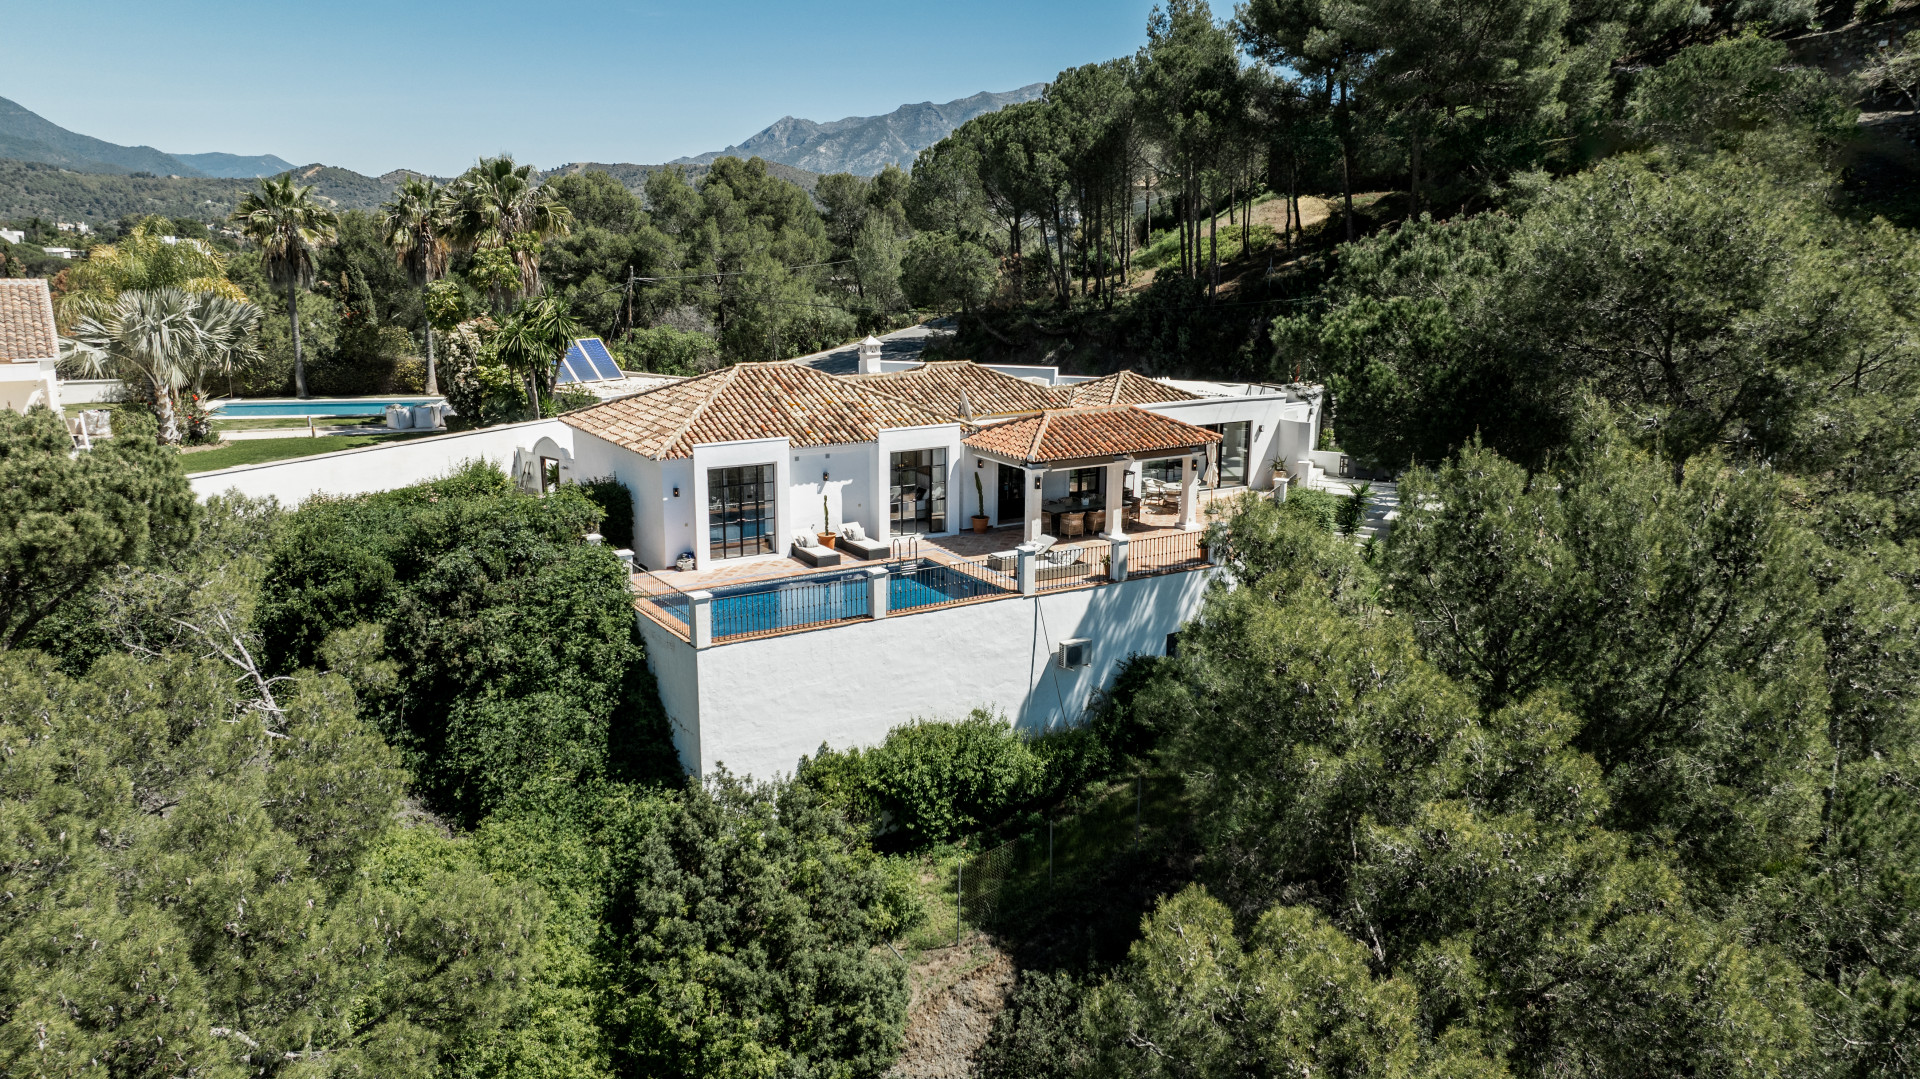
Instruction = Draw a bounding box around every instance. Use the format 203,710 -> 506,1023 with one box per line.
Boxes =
632,509 -> 1215,646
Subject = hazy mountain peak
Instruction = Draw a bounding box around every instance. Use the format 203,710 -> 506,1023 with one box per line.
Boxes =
0,94 -> 204,176
672,83 -> 1046,176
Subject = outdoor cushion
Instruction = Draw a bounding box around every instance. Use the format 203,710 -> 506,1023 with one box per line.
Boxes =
792,542 -> 843,568
840,534 -> 889,561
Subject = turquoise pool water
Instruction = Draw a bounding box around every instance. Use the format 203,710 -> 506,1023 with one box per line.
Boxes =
655,562 -> 1009,635
212,398 -> 444,418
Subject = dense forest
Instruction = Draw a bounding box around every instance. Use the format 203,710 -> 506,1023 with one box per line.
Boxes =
5,0 -> 1920,1075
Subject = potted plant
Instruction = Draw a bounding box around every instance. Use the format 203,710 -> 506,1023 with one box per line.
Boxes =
971,472 -> 991,533
817,494 -> 837,549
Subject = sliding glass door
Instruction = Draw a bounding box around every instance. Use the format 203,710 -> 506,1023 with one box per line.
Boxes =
707,464 -> 776,560
1207,421 -> 1250,486
890,448 -> 947,534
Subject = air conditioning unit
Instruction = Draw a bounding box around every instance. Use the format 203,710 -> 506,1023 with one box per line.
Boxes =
1056,638 -> 1092,670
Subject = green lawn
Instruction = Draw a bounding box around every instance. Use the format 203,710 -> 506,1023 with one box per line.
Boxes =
182,432 -> 430,473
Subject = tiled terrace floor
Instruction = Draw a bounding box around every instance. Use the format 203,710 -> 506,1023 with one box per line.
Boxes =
630,509 -> 1195,598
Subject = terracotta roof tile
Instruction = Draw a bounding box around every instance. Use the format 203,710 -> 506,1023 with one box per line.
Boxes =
1054,370 -> 1203,408
846,360 -> 1059,418
0,279 -> 58,363
563,361 -> 952,458
963,405 -> 1220,465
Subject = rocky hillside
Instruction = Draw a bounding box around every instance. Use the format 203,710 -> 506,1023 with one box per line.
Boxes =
673,85 -> 1046,175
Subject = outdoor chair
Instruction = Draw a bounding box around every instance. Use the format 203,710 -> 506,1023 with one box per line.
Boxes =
837,523 -> 890,561
1059,512 -> 1085,538
792,539 -> 842,567
1087,510 -> 1106,534
1035,546 -> 1094,584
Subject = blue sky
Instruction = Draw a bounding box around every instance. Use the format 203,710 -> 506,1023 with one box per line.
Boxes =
7,0 -> 1164,176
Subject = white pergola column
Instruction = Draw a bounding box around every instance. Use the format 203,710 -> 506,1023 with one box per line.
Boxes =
1024,467 -> 1046,542
1178,453 -> 1202,530
1103,459 -> 1127,538
871,444 -> 890,544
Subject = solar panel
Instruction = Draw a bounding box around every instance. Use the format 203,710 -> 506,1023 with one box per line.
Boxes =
557,340 -> 594,384
579,337 -> 623,380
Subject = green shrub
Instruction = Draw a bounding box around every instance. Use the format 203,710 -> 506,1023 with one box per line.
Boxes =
255,462 -> 680,824
579,475 -> 636,549
1282,486 -> 1340,533
803,710 -> 1046,846
1336,481 -> 1373,535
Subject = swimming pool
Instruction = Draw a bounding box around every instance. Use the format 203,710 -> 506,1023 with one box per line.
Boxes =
210,397 -> 446,418
654,561 -> 1012,636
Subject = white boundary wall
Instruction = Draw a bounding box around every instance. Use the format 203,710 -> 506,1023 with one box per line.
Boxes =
188,418 -> 571,504
634,568 -> 1215,780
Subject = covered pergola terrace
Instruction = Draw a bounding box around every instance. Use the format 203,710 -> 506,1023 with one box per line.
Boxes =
961,406 -> 1223,543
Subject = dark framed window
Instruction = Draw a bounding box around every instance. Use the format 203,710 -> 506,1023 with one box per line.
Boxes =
1141,457 -> 1183,486
707,464 -> 776,560
1207,421 -> 1250,486
890,449 -> 947,533
1068,467 -> 1103,497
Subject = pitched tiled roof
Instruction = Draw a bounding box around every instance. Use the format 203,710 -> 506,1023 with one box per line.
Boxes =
963,405 -> 1220,464
563,361 -> 952,458
1054,370 -> 1202,408
0,279 -> 58,363
847,361 -> 1059,418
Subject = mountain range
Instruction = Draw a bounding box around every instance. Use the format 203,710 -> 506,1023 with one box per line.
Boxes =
0,84 -> 1043,223
0,96 -> 294,178
672,84 -> 1046,175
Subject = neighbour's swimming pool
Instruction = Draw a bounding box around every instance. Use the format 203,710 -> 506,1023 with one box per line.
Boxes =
653,561 -> 1010,635
210,397 -> 445,418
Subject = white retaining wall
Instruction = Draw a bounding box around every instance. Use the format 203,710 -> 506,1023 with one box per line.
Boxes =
188,418 -> 571,504
634,568 -> 1215,780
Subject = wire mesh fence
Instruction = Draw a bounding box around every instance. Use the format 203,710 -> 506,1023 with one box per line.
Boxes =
955,775 -> 1182,937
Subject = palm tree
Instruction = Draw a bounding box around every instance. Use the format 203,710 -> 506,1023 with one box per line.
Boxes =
230,175 -> 339,398
64,289 -> 205,443
57,216 -> 242,327
493,295 -> 582,420
380,176 -> 450,394
442,156 -> 573,310
181,293 -> 264,399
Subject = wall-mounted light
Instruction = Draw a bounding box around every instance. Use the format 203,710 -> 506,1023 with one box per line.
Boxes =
822,471 -> 830,483
1256,424 -> 1265,439
977,459 -> 985,469
1033,475 -> 1042,490
672,486 -> 680,498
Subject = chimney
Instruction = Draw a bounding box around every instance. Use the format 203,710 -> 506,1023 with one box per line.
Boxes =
856,335 -> 884,375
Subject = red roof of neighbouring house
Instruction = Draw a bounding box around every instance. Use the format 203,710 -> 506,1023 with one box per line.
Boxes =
847,360 -> 1061,418
564,360 -> 952,458
0,279 -> 58,363
1052,370 -> 1203,408
962,405 -> 1220,464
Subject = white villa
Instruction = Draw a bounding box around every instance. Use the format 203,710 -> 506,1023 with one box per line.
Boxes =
0,279 -> 63,414
190,339 -> 1333,779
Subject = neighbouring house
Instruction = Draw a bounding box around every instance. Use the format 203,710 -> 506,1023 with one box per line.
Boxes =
186,349 -> 1332,778
41,247 -> 81,260
0,278 -> 62,414
0,229 -> 24,245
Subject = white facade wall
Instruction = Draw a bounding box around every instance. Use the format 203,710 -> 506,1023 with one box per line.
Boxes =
188,418 -> 572,504
1143,396 -> 1305,492
640,569 -> 1215,780
791,443 -> 875,540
